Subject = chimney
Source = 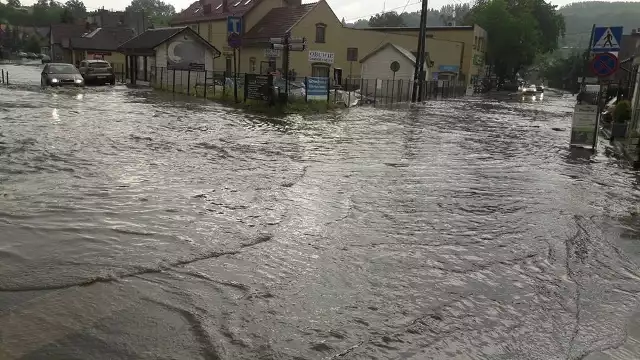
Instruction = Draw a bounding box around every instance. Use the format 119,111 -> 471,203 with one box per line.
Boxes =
203,3 -> 211,13
222,0 -> 228,12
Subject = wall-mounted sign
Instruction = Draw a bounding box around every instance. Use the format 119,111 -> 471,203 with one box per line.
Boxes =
438,64 -> 459,73
264,48 -> 281,58
309,50 -> 334,64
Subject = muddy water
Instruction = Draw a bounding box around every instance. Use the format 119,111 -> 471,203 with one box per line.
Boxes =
0,64 -> 639,359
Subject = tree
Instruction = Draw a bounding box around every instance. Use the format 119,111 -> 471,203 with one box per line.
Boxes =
368,11 -> 406,27
24,35 -> 41,53
64,0 -> 86,19
60,7 -> 74,23
126,0 -> 175,26
6,0 -> 21,8
467,0 -> 565,82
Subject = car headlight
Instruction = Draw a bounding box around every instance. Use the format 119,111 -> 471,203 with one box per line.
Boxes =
51,78 -> 58,83
75,79 -> 83,84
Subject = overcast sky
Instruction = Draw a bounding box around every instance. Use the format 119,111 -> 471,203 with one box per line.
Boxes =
17,0 -> 640,22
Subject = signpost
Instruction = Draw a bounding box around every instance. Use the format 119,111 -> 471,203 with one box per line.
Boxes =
590,52 -> 619,77
270,34 -> 307,103
591,26 -> 623,53
227,16 -> 242,102
572,25 -> 624,151
244,74 -> 273,102
390,61 -> 399,102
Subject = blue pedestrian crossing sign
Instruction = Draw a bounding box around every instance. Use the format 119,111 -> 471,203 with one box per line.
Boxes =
592,26 -> 623,52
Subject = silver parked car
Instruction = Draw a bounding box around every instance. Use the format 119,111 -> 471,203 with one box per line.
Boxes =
41,63 -> 85,87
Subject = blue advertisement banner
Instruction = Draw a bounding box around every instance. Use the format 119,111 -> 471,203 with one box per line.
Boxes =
438,65 -> 459,73
307,77 -> 328,100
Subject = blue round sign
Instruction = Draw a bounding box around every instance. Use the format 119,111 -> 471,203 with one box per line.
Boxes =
590,52 -> 619,77
227,33 -> 241,49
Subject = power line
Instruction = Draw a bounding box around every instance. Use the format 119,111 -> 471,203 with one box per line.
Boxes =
343,1 -> 422,22
343,0 -> 472,22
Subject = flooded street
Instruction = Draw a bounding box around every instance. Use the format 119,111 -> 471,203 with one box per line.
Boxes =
1,64 -> 640,359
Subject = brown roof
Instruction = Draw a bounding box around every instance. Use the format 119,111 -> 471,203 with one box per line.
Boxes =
359,42 -> 416,64
243,3 -> 317,40
171,0 -> 263,25
70,27 -> 135,51
117,26 -> 221,57
50,24 -> 87,45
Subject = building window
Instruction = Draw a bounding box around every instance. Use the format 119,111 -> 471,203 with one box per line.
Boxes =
311,64 -> 330,77
315,23 -> 326,43
191,24 -> 198,33
207,23 -> 213,42
249,57 -> 256,73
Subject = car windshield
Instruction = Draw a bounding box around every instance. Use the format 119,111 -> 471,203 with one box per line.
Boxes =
47,64 -> 79,74
89,62 -> 110,68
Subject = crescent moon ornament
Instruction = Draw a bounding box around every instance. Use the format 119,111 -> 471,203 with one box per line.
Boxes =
167,41 -> 182,63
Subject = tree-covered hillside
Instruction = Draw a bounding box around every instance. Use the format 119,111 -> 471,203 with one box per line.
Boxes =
347,1 -> 640,49
558,1 -> 640,48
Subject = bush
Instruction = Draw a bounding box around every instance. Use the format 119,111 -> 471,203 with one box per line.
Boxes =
614,100 -> 632,123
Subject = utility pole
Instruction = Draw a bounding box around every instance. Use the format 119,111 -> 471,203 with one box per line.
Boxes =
411,0 -> 428,102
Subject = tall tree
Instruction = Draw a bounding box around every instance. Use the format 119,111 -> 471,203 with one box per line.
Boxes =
60,7 -> 74,23
126,0 -> 175,26
468,0 -> 565,82
368,11 -> 406,27
64,0 -> 86,19
6,0 -> 21,8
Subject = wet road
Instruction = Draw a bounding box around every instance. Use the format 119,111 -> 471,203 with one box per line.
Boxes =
1,64 -> 640,359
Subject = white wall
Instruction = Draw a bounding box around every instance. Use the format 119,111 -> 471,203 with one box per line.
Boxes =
360,45 -> 416,100
150,36 -> 219,90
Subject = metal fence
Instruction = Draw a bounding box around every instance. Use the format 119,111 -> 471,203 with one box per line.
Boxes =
133,66 -> 468,106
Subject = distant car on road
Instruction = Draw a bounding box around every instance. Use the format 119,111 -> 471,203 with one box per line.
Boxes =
26,52 -> 37,59
41,54 -> 51,64
41,63 -> 85,87
78,59 -> 116,85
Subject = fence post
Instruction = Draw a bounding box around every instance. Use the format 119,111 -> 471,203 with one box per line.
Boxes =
305,77 -> 308,102
204,70 -> 208,99
172,69 -> 176,93
1,69 -> 4,84
6,72 -> 8,85
187,69 -> 191,96
373,78 -> 377,107
327,77 -> 330,104
398,80 -> 403,103
160,68 -> 164,90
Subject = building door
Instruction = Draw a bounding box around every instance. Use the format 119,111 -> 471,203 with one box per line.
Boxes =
225,57 -> 232,77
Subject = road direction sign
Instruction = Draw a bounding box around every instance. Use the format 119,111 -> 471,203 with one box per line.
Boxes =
590,52 -> 619,77
390,61 -> 400,72
591,26 -> 623,52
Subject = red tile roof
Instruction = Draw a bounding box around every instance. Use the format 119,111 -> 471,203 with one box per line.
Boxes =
243,3 -> 317,40
171,0 -> 263,25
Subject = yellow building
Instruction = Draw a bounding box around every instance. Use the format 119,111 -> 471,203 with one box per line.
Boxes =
170,0 -> 486,85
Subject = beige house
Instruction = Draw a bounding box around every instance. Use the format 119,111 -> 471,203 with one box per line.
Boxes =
359,42 -> 418,100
